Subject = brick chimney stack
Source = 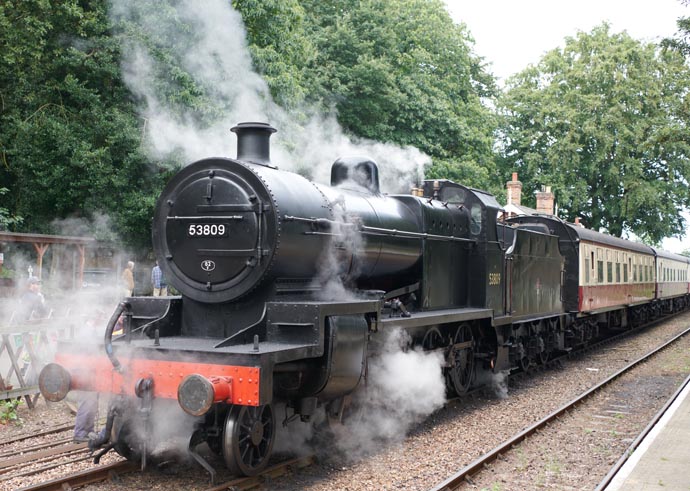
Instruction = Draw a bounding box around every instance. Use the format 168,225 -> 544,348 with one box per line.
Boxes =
506,172 -> 522,206
536,186 -> 555,215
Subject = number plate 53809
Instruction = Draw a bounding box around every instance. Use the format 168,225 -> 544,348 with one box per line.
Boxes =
187,223 -> 228,237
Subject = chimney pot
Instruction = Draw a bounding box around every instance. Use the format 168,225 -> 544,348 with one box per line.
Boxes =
506,172 -> 522,206
231,122 -> 277,168
535,186 -> 555,215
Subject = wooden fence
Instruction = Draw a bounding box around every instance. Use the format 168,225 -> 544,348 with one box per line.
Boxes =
0,309 -> 84,408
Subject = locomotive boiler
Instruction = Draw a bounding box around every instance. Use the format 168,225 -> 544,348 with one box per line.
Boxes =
40,121 -> 648,479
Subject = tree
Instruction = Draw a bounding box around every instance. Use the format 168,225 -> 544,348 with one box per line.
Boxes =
232,0 -> 316,110
0,0 -> 171,249
498,24 -> 690,243
661,0 -> 690,56
0,187 -> 22,230
300,0 -> 498,191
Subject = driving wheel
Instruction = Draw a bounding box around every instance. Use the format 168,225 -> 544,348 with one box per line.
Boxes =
448,323 -> 475,395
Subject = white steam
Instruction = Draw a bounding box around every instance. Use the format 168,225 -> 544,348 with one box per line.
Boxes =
273,329 -> 448,463
475,368 -> 510,399
111,0 -> 428,192
333,328 -> 447,457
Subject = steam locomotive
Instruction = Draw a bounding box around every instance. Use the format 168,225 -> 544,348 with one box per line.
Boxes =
39,122 -> 690,478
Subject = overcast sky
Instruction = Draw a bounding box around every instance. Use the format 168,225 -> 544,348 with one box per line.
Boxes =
444,0 -> 688,81
444,1 -> 689,252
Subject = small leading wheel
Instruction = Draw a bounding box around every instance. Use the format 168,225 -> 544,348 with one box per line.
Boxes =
448,323 -> 475,395
222,404 -> 275,476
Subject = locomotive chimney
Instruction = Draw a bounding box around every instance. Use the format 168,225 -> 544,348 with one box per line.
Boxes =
231,122 -> 277,168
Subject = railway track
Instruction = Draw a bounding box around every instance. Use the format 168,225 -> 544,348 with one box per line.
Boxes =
1,433 -> 93,484
429,324 -> 690,491
15,455 -> 315,491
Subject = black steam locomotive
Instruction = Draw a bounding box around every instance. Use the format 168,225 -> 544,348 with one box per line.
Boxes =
39,122 -> 689,478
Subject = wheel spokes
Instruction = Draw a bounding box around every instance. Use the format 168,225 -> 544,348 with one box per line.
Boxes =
223,404 -> 275,476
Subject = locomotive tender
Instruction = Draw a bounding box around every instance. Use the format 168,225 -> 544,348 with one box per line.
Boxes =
39,122 -> 690,477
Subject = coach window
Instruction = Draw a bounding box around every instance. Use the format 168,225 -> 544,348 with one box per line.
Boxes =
607,261 -> 613,283
597,260 -> 604,283
623,263 -> 628,282
584,256 -> 590,284
615,263 -> 620,283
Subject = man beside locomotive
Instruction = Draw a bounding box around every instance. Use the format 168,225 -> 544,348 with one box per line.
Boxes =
151,260 -> 167,296
20,276 -> 49,320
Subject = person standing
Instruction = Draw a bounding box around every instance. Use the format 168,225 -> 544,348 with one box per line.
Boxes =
121,261 -> 134,297
151,261 -> 168,296
21,277 -> 49,320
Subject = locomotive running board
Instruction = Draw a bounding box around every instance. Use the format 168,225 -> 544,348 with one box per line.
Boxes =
376,307 -> 492,330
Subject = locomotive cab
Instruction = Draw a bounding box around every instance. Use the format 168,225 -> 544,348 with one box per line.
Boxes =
417,179 -> 504,311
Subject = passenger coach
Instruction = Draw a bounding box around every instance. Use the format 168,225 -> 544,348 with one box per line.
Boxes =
505,215 -> 690,328
652,247 -> 690,313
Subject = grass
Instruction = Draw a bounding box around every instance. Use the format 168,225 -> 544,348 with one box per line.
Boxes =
0,399 -> 23,425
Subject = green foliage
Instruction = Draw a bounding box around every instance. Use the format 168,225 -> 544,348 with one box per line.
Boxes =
0,398 -> 22,425
0,187 -> 23,230
233,0 -> 315,109
662,15 -> 690,56
498,24 -> 690,243
0,0 -> 171,249
300,0 -> 498,190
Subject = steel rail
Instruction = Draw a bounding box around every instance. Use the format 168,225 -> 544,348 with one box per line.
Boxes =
0,442 -> 87,473
0,423 -> 75,447
14,454 -> 315,491
203,455 -> 315,491
15,461 -> 137,491
428,325 -> 690,491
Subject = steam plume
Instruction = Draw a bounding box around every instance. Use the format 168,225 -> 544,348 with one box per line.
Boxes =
110,0 -> 429,192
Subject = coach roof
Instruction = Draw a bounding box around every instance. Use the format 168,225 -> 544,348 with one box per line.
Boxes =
565,223 -> 654,255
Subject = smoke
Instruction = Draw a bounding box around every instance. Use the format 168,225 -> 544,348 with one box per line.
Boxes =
475,368 -> 510,399
311,195 -> 364,301
330,328 -> 446,459
110,0 -> 429,192
0,214 -> 129,393
272,329 -> 447,464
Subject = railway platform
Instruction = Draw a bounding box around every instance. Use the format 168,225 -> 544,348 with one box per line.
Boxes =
603,374 -> 690,490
